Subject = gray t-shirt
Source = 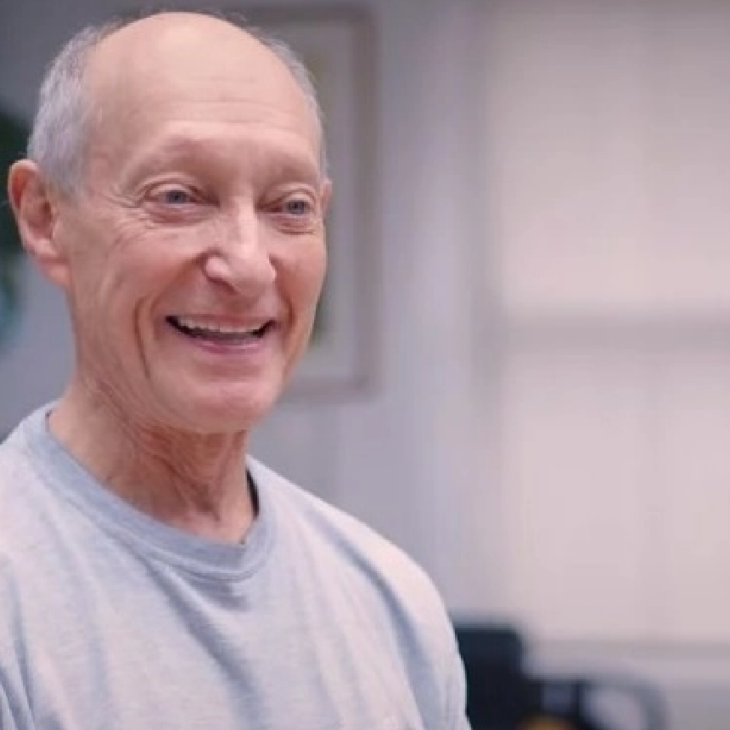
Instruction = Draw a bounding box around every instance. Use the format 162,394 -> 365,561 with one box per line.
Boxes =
0,407 -> 470,730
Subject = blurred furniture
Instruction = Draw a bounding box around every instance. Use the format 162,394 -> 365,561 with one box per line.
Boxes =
455,624 -> 667,730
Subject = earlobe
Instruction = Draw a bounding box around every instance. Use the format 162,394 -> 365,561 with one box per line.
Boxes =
7,159 -> 70,288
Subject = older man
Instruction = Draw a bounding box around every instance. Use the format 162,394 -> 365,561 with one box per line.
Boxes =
1,10 -> 470,730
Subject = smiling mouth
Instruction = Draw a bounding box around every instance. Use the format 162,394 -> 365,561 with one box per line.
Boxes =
166,316 -> 274,344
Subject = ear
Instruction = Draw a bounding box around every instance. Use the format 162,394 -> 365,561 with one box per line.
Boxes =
7,159 -> 70,289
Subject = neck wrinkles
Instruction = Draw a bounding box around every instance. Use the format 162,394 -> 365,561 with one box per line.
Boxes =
48,377 -> 255,544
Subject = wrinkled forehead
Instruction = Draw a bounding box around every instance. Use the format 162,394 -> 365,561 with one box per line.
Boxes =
83,15 -> 321,164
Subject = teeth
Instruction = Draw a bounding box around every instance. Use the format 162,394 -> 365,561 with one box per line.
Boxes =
174,317 -> 264,336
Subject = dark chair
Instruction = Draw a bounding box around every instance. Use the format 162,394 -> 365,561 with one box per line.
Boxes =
454,624 -> 667,730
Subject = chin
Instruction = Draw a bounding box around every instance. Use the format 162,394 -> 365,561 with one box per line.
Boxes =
168,381 -> 283,435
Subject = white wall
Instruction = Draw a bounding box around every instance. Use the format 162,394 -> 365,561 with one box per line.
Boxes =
475,2 -> 730,728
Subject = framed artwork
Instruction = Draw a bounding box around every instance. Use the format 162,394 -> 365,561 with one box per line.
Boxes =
243,6 -> 379,401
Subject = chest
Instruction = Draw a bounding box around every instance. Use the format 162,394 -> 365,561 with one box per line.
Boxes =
13,559 -> 423,730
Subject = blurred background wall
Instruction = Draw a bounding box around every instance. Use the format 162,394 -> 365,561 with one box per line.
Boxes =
2,0 -> 730,727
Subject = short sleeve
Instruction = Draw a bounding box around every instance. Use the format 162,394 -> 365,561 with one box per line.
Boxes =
442,624 -> 472,730
0,682 -> 21,730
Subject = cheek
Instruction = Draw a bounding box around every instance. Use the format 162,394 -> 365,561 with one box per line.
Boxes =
300,246 -> 327,308
276,240 -> 327,304
308,243 -> 328,290
65,224 -> 184,335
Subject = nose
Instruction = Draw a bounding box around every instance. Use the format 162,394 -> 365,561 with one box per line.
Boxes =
202,208 -> 276,296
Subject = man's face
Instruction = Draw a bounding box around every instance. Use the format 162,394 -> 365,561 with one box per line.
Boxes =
54,18 -> 329,433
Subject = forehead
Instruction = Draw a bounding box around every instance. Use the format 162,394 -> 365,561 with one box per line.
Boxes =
115,123 -> 322,187
85,16 -> 321,172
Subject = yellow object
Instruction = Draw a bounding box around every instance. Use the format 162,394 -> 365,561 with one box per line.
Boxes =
521,718 -> 575,730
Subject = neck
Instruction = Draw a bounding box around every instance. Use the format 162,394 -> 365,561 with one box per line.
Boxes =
49,380 -> 255,544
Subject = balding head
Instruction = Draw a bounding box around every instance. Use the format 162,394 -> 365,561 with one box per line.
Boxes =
83,12 -> 322,187
27,10 -> 325,195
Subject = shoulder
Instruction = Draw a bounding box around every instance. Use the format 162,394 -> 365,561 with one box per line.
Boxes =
0,427 -> 31,697
0,408 -> 56,529
248,456 -> 461,668
250,456 -> 439,594
0,406 -> 51,492
249,458 -> 469,728
0,416 -> 43,546
0,408 -> 69,596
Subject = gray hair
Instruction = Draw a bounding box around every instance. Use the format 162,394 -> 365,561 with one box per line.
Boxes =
27,9 -> 327,195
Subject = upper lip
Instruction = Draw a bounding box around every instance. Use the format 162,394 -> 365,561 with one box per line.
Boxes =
167,315 -> 276,333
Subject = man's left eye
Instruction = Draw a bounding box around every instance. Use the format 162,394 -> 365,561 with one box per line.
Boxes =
282,198 -> 313,216
159,189 -> 194,205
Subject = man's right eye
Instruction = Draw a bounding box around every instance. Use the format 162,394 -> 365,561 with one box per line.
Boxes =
141,184 -> 209,223
154,187 -> 196,205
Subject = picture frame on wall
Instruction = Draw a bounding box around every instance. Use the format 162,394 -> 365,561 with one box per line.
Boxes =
243,6 -> 379,401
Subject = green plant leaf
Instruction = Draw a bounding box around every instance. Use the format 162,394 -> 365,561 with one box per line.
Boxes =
0,106 -> 28,347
